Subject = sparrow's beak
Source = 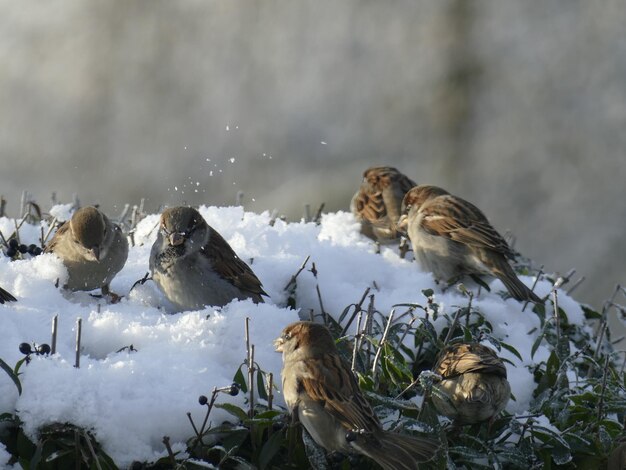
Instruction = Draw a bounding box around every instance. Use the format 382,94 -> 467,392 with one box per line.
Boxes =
396,214 -> 408,234
168,232 -> 185,246
90,246 -> 101,261
273,337 -> 284,352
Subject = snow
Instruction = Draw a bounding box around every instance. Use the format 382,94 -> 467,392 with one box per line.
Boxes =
0,206 -> 588,466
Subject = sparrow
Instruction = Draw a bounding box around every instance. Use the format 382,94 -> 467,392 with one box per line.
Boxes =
149,206 -> 266,311
275,321 -> 439,469
431,343 -> 511,425
0,285 -> 17,304
397,185 -> 541,302
44,206 -> 129,297
350,166 -> 416,243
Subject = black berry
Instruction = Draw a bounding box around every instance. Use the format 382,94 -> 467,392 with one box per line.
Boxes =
5,248 -> 16,258
27,244 -> 38,254
8,239 -> 18,250
18,244 -> 28,254
19,343 -> 32,355
33,247 -> 43,256
198,395 -> 208,406
37,344 -> 51,355
229,383 -> 240,396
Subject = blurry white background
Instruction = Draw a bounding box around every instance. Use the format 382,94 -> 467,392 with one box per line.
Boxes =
0,1 -> 624,325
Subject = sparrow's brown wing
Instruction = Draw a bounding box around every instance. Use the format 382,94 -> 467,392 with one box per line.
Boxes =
201,228 -> 267,300
43,221 -> 70,254
299,353 -> 381,433
435,344 -> 507,379
419,195 -> 516,259
354,167 -> 416,229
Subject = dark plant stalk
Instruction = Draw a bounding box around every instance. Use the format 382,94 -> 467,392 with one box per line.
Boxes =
51,314 -> 58,355
75,318 -> 82,368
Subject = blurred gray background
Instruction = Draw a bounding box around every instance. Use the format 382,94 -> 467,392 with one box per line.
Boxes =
0,1 -> 624,325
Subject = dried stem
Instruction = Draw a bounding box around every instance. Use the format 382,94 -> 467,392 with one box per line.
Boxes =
341,287 -> 371,336
313,202 -> 325,225
364,295 -> 374,370
566,276 -> 586,295
283,255 -> 310,290
303,203 -> 311,222
553,290 -> 561,344
596,356 -> 611,422
371,309 -> 395,379
162,436 -> 177,466
351,310 -> 364,373
51,315 -> 58,355
522,264 -> 544,312
83,431 -> 103,470
74,318 -> 82,368
267,372 -> 274,410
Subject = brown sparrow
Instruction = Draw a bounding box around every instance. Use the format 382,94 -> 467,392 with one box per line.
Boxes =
149,206 -> 266,311
44,206 -> 129,297
397,185 -> 541,302
0,285 -> 16,304
431,343 -> 511,425
350,166 -> 416,243
275,321 -> 439,469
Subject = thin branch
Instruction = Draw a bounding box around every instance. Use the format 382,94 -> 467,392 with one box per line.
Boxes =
371,309 -> 395,379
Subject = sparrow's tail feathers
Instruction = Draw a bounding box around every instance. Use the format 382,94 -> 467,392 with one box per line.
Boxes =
357,431 -> 440,470
490,258 -> 542,303
0,285 -> 16,304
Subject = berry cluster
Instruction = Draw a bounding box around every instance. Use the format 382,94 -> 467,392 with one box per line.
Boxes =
19,342 -> 51,363
4,238 -> 43,259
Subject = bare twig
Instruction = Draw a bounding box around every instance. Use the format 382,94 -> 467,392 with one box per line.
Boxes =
372,309 -> 395,379
341,287 -> 371,336
283,255 -> 311,291
303,204 -> 311,222
553,290 -> 561,344
351,310 -> 364,373
267,372 -> 274,410
83,431 -> 103,470
522,265 -> 544,312
74,318 -> 82,368
313,203 -> 325,225
162,436 -> 177,466
51,315 -> 58,355
566,276 -> 586,296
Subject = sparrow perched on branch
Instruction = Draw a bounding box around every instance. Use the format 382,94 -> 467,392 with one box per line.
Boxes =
149,206 -> 266,311
44,206 -> 128,297
275,321 -> 439,469
431,343 -> 511,425
350,166 -> 416,243
397,185 -> 541,302
0,285 -> 16,304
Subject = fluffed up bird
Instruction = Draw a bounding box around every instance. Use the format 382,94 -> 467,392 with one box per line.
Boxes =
397,185 -> 541,303
149,206 -> 267,311
350,166 -> 416,243
0,285 -> 17,304
431,343 -> 511,426
275,321 -> 439,470
44,206 -> 129,297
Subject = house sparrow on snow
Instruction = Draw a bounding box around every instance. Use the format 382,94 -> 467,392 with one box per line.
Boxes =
431,343 -> 511,425
44,206 -> 128,297
351,166 -> 416,243
0,285 -> 17,304
149,206 -> 266,311
397,185 -> 541,303
275,321 -> 439,469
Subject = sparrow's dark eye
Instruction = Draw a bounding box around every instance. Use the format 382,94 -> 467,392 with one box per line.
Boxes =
283,332 -> 291,340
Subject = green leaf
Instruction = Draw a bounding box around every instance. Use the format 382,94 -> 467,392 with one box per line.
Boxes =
531,332 -> 544,359
234,366 -> 247,393
257,371 -> 268,401
215,403 -> 249,422
0,358 -> 22,395
258,428 -> 284,470
422,288 -> 434,298
500,342 -> 523,362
